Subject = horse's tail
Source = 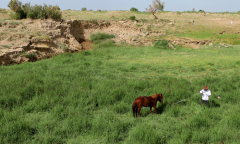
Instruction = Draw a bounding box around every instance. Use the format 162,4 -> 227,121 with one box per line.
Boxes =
132,101 -> 137,118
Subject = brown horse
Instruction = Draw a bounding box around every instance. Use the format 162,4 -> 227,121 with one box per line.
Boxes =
132,93 -> 163,118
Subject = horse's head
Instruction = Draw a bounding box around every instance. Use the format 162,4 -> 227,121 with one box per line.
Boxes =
153,93 -> 163,104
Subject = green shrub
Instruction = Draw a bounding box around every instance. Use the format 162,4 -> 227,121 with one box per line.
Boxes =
8,0 -> 22,12
93,40 -> 116,48
27,4 -> 61,19
198,9 -> 205,13
81,7 -> 87,11
8,0 -> 62,20
130,7 -> 138,12
10,10 -> 26,19
90,33 -> 115,44
129,16 -> 136,21
147,26 -> 152,31
24,53 -> 35,58
154,39 -> 169,49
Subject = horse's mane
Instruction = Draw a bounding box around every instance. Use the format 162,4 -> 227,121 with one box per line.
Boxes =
150,94 -> 159,99
150,93 -> 162,99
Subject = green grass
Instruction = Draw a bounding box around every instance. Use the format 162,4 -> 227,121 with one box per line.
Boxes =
1,45 -> 10,48
90,33 -> 115,44
0,45 -> 240,143
176,26 -> 240,44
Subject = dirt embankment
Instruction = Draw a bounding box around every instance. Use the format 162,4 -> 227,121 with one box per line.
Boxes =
0,19 -> 211,66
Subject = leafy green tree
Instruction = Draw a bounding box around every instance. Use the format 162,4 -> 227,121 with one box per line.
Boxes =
81,7 -> 87,11
130,7 -> 138,12
8,0 -> 22,12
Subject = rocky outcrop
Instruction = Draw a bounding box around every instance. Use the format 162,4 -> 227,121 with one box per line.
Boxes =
171,38 -> 210,46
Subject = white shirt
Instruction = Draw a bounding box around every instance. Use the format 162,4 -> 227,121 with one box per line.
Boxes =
200,89 -> 211,100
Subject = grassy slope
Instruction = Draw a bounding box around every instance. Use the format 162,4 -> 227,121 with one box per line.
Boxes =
0,45 -> 240,143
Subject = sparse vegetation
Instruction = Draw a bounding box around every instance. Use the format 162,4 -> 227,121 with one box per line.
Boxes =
1,45 -> 10,48
147,25 -> 152,31
0,8 -> 7,14
90,33 -> 115,44
34,34 -> 51,42
86,19 -> 97,24
136,24 -> 143,27
138,18 -> 149,23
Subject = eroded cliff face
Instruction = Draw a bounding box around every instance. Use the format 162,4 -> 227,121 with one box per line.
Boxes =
0,20 -> 89,65
0,19 -> 210,66
0,19 -> 140,65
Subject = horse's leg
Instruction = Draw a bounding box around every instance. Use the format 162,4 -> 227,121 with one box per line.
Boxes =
153,106 -> 158,115
149,107 -> 152,116
136,106 -> 138,118
137,106 -> 142,117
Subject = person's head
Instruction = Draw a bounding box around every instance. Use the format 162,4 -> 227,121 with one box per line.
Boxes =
203,85 -> 209,91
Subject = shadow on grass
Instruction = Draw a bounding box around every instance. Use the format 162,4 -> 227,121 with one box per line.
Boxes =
198,99 -> 220,108
134,103 -> 167,118
157,103 -> 167,114
210,99 -> 220,108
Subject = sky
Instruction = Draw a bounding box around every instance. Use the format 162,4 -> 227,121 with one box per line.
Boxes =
1,0 -> 240,12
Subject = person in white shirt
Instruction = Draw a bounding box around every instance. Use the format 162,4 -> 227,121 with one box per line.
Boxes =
200,86 -> 211,107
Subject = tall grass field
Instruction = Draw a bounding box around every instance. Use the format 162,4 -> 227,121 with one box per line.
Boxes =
0,45 -> 240,143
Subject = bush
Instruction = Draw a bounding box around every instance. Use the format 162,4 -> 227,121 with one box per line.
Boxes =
8,0 -> 22,12
154,39 -> 169,49
130,7 -> 138,12
90,33 -> 115,44
129,16 -> 136,21
8,0 -> 62,20
10,10 -> 26,19
198,9 -> 205,13
81,7 -> 87,11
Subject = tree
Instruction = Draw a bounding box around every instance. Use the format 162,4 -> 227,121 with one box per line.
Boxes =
130,7 -> 138,12
145,0 -> 165,19
8,0 -> 22,12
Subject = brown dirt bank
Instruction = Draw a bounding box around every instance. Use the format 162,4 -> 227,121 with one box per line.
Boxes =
0,19 -> 216,66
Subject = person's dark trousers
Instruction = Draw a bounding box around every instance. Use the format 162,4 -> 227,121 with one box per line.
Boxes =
201,99 -> 209,107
